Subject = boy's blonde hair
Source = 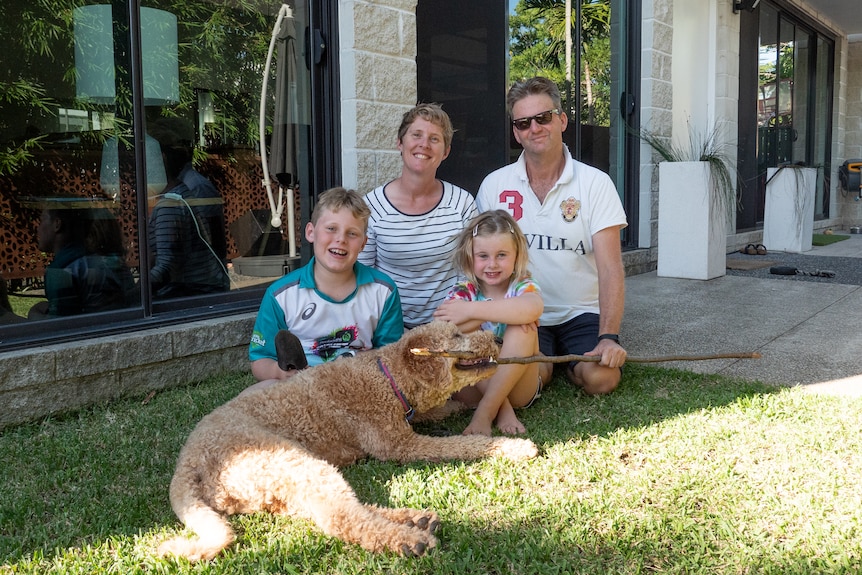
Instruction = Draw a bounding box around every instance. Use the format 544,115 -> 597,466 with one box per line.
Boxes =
452,210 -> 531,285
397,103 -> 454,150
310,187 -> 371,231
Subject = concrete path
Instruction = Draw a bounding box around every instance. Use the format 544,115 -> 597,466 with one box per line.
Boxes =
622,233 -> 862,396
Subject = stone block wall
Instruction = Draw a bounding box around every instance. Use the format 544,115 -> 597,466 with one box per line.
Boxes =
339,0 -> 418,194
847,41 -> 862,161
0,313 -> 255,428
638,0 -> 673,250
839,39 -> 862,226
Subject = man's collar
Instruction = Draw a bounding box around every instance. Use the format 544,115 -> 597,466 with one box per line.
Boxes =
515,145 -> 574,186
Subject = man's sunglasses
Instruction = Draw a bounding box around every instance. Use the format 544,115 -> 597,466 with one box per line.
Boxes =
511,109 -> 559,131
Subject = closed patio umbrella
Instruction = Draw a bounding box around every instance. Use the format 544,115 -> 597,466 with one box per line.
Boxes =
259,4 -> 301,257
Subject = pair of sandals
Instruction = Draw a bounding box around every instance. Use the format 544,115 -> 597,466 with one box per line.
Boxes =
741,243 -> 768,255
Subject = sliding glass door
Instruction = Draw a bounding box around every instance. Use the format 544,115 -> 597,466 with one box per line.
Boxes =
739,1 -> 834,229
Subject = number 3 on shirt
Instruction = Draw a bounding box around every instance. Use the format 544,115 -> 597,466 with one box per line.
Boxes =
499,190 -> 523,221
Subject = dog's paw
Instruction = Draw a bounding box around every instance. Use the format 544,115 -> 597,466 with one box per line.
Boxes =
395,530 -> 437,557
408,511 -> 440,534
375,507 -> 440,534
157,537 -> 225,562
491,437 -> 538,460
400,540 -> 428,557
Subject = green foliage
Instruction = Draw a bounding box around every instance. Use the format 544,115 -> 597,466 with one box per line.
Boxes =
0,80 -> 54,175
3,366 -> 862,573
639,121 -> 739,221
0,0 -> 273,176
509,0 -> 612,126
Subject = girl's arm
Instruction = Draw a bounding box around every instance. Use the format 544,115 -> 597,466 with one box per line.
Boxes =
434,292 -> 543,331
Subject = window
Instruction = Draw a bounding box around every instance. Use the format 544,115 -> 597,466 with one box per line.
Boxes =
737,1 -> 834,229
417,0 -> 640,247
0,1 -> 335,350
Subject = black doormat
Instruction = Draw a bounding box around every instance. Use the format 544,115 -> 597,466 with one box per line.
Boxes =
726,258 -> 776,271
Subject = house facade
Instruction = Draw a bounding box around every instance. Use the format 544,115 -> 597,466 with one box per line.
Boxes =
1,0 -> 859,426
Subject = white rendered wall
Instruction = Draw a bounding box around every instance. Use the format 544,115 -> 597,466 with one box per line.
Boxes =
671,0 -> 716,138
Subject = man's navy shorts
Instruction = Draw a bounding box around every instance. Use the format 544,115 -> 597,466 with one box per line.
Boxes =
537,313 -> 600,359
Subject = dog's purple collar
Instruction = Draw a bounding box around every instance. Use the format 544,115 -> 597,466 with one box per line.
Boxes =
377,358 -> 415,423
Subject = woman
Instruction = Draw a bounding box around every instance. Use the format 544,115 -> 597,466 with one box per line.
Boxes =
359,103 -> 477,328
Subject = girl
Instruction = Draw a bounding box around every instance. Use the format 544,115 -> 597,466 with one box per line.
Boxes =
433,210 -> 543,436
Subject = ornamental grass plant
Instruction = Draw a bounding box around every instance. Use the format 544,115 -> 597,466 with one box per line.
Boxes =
639,122 -> 738,224
2,366 -> 862,574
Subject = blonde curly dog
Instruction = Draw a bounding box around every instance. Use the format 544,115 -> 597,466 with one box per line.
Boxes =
158,321 -> 538,561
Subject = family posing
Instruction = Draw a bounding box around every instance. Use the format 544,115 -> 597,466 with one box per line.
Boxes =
247,76 -> 629,436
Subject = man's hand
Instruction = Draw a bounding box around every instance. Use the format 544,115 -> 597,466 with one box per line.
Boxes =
585,338 -> 627,369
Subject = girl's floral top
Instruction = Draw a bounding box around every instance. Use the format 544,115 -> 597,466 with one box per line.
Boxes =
445,276 -> 541,339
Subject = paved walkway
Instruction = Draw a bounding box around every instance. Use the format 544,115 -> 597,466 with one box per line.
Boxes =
622,233 -> 862,396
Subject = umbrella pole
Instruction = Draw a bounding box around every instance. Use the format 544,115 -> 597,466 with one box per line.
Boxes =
258,4 -> 292,229
286,185 -> 296,257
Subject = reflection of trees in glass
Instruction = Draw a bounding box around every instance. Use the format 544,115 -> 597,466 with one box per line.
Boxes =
165,0 -> 270,151
0,0 -> 272,176
757,42 -> 794,127
508,0 -> 611,127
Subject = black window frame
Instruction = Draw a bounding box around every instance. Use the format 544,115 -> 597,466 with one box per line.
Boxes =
736,0 -> 835,230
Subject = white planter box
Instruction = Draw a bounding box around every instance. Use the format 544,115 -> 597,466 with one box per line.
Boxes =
763,166 -> 816,253
657,161 -> 727,280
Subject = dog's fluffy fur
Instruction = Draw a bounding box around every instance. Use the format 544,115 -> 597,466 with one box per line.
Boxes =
158,321 -> 538,561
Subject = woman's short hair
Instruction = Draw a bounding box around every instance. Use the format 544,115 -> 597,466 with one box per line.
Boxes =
397,103 -> 454,149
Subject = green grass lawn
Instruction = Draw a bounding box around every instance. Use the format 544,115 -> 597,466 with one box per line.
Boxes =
2,365 -> 861,574
812,233 -> 850,246
5,294 -> 42,319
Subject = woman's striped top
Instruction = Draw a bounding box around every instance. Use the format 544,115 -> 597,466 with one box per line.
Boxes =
359,181 -> 478,328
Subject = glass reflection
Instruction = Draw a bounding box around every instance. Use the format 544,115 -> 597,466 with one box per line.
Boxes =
0,1 -> 313,326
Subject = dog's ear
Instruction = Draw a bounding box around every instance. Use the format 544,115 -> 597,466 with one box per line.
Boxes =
399,323 -> 452,381
401,328 -> 433,371
404,321 -> 463,356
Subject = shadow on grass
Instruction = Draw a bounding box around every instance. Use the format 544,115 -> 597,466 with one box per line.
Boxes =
0,372 -> 253,564
1,364 -> 781,569
414,363 -> 779,447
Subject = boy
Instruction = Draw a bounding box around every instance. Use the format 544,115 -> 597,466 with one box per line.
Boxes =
247,187 -> 403,388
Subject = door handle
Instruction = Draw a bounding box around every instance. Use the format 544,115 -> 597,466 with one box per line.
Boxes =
313,29 -> 326,64
619,92 -> 635,117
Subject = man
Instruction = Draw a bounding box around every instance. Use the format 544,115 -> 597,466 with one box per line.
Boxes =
148,118 -> 229,298
476,76 -> 628,395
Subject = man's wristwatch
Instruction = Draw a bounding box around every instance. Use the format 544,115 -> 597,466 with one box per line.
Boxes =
597,333 -> 621,345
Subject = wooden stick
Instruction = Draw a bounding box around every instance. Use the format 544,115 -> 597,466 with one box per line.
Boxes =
410,348 -> 762,364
